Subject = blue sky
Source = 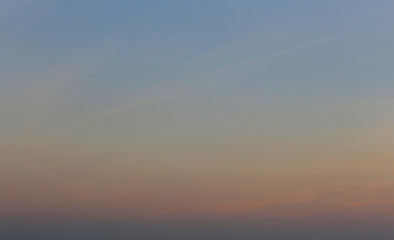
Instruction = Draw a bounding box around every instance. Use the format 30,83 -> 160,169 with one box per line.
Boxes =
1,1 -> 394,237
1,0 -> 394,159
3,0 -> 393,116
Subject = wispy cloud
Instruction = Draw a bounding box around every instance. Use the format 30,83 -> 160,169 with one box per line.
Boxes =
204,35 -> 345,77
66,91 -> 193,130
0,35 -> 123,139
66,35 -> 344,128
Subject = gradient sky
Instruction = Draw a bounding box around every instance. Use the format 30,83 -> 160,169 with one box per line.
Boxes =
1,0 -> 394,238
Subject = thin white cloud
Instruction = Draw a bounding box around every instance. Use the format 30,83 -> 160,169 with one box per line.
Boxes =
65,91 -> 193,130
66,35 -> 344,129
0,34 -> 123,138
84,92 -> 191,123
205,35 -> 346,77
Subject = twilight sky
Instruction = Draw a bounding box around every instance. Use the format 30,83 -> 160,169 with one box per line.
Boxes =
1,0 -> 394,238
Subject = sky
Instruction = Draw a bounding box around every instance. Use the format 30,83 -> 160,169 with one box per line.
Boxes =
1,0 -> 394,239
